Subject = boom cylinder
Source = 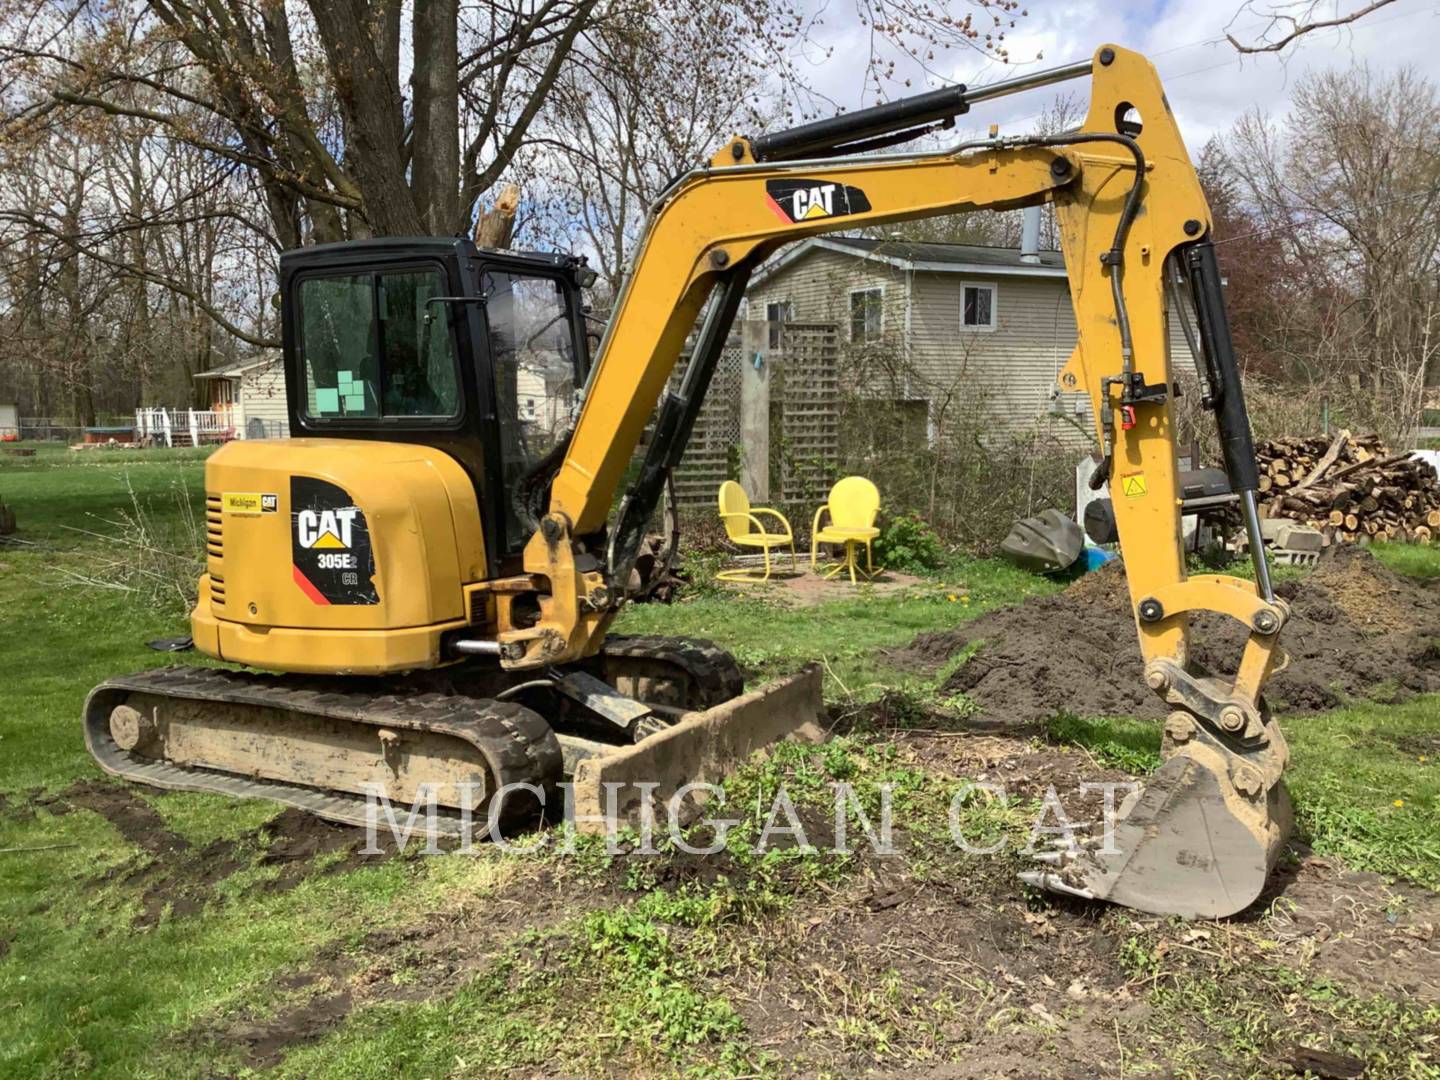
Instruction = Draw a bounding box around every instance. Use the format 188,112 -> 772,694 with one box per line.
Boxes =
1184,239 -> 1274,601
750,60 -> 1094,162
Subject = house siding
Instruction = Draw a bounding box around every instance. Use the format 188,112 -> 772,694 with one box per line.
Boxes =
747,244 -> 1196,443
748,248 -> 910,351
238,360 -> 290,438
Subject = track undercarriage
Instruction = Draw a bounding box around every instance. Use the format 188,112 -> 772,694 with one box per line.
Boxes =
83,637 -> 812,836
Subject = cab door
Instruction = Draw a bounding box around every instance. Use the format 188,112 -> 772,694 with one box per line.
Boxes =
469,258 -> 589,557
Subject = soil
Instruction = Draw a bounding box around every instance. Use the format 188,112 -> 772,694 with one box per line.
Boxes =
17,730 -> 1437,1075
189,863 -> 582,1071
36,781 -> 378,929
720,565 -> 926,606
890,548 -> 1440,724
222,987 -> 354,1072
729,730 -> 1440,1077
176,731 -> 1440,1076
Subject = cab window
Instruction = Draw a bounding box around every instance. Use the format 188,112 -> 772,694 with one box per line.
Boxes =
482,271 -> 579,544
298,267 -> 461,420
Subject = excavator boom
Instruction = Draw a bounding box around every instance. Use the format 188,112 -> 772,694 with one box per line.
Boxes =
505,44 -> 1291,916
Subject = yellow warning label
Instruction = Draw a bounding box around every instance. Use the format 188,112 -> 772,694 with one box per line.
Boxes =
1121,474 -> 1148,498
222,492 -> 278,515
222,492 -> 263,515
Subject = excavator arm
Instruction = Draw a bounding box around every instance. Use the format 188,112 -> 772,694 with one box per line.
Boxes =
502,44 -> 1290,917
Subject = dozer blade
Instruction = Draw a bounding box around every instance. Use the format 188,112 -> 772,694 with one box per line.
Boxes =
567,663 -> 825,830
1021,724 -> 1292,919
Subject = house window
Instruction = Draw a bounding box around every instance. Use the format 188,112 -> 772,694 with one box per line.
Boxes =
961,283 -> 997,330
850,287 -> 884,344
766,301 -> 793,348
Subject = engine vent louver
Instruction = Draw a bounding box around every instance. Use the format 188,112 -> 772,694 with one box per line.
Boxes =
205,495 -> 224,607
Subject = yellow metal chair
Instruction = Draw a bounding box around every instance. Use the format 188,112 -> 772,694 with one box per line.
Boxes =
811,476 -> 882,583
716,480 -> 797,582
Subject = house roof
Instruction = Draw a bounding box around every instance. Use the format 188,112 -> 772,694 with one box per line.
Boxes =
194,350 -> 281,381
748,235 -> 1067,289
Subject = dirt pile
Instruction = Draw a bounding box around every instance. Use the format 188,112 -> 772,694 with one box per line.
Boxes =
896,548 -> 1440,724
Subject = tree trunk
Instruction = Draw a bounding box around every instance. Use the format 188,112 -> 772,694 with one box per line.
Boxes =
306,0 -> 424,236
412,0 -> 460,234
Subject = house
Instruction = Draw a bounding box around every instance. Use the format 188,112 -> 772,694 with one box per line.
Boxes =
744,231 -> 1190,437
193,351 -> 290,439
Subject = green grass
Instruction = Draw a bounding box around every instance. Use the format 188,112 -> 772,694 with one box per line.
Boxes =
0,443 -> 211,545
1286,696 -> 1440,887
1119,928 -> 1440,1077
1045,713 -> 1164,773
1371,540 -> 1440,578
616,555 -> 1058,697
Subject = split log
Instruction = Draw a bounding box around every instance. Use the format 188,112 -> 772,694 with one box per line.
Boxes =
1243,432 -> 1440,545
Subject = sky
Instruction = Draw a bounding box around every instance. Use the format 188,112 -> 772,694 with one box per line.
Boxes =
794,0 -> 1440,149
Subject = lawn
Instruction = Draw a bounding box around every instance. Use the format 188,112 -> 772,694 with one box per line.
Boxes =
1,445 -> 1438,1078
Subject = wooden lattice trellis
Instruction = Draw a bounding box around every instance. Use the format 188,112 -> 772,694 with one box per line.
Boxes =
665,321 -> 841,509
775,322 -> 840,509
669,342 -> 742,506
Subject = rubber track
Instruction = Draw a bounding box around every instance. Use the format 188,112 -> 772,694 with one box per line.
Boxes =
83,667 -> 562,836
598,635 -> 745,709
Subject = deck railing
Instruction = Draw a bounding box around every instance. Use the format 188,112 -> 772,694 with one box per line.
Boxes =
135,408 -> 235,447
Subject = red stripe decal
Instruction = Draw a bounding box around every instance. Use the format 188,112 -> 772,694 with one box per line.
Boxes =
292,565 -> 330,605
765,193 -> 793,223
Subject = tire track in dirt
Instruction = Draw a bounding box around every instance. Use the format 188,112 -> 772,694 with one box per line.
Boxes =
35,782 -> 378,928
190,864 -> 585,1071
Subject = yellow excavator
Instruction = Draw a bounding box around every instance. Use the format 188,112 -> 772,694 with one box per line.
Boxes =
85,45 -> 1291,918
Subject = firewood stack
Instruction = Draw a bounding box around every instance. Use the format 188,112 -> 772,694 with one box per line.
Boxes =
1254,430 -> 1440,545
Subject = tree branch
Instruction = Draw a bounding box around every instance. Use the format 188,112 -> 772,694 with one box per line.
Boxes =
1226,0 -> 1397,53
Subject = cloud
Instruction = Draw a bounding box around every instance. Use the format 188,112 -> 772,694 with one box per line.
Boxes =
780,0 -> 1440,149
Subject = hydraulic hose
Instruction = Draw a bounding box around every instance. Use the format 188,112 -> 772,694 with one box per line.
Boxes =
986,132 -> 1147,373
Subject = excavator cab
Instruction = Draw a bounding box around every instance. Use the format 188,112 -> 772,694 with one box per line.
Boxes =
280,238 -> 594,567
88,236 -> 820,833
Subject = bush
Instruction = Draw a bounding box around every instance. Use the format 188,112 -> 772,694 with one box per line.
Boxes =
872,511 -> 945,572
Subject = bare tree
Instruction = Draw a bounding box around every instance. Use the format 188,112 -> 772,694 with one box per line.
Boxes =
0,0 -> 1039,421
1226,0 -> 1397,54
524,1 -> 783,294
1222,65 -> 1440,442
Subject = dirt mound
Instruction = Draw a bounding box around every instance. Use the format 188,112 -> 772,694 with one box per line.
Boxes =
894,548 -> 1440,724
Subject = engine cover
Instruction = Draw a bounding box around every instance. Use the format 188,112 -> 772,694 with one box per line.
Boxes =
191,438 -> 486,674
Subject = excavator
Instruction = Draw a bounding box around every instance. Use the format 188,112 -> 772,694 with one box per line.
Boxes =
84,45 -> 1291,919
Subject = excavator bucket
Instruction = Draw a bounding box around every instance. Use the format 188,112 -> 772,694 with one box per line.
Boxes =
1022,718 -> 1292,918
999,509 -> 1085,574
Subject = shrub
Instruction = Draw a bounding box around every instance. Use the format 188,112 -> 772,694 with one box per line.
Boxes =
872,511 -> 945,572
